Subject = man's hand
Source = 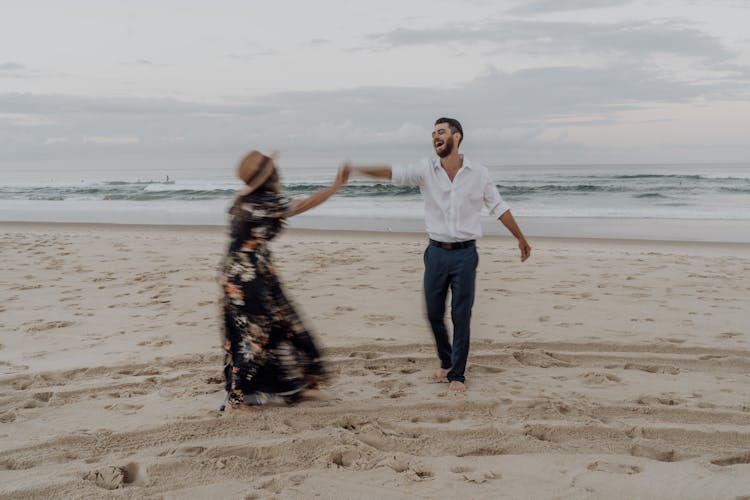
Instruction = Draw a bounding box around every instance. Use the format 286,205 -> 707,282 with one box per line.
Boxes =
498,211 -> 531,262
519,239 -> 531,262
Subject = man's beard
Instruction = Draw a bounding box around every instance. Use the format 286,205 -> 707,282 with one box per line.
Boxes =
435,137 -> 454,158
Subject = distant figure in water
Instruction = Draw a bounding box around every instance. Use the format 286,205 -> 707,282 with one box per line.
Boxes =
219,150 -> 349,412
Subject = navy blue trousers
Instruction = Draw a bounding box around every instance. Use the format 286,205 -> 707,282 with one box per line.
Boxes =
423,244 -> 478,383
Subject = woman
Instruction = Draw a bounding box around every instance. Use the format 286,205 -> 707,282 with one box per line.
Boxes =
219,150 -> 349,413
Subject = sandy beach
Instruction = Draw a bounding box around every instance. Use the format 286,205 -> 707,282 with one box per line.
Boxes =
2,222 -> 750,499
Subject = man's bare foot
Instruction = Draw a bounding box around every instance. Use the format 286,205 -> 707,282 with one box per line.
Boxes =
429,368 -> 450,383
448,381 -> 466,393
223,403 -> 259,414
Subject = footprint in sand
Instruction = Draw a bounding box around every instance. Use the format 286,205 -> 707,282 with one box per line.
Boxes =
587,461 -> 641,474
164,446 -> 206,457
636,395 -> 683,406
579,372 -> 621,385
624,363 -> 679,375
362,314 -> 396,325
363,363 -> 389,375
461,470 -> 501,483
21,398 -> 47,409
523,424 -> 560,442
104,403 -> 144,415
32,391 -> 54,402
375,379 -> 412,399
399,367 -> 419,374
83,462 -> 147,490
513,351 -> 573,368
468,364 -> 504,374
629,444 -> 677,462
10,376 -> 34,390
348,351 -> 381,360
25,320 -> 74,333
329,447 -> 361,468
412,415 -> 452,424
719,331 -> 743,339
137,337 -> 172,348
384,456 -> 433,481
118,366 -> 162,376
457,445 -> 507,457
699,354 -> 727,361
511,330 -> 534,338
0,410 -> 17,423
83,467 -> 125,490
655,337 -> 685,344
711,452 -> 750,466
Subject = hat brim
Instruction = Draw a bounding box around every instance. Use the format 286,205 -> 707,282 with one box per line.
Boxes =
245,159 -> 275,192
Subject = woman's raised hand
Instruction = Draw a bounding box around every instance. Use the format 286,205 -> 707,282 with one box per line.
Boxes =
335,163 -> 351,187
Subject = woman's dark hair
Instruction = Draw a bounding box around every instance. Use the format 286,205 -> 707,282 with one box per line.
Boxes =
254,167 -> 280,193
435,117 -> 463,146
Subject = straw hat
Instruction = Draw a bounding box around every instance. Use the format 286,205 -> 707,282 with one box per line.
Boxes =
237,150 -> 277,193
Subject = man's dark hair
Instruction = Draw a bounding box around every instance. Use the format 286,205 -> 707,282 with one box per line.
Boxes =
435,117 -> 463,146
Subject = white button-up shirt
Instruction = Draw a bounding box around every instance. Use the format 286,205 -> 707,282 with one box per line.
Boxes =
392,155 -> 510,242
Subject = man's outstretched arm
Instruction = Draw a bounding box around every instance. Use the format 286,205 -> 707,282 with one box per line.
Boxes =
351,165 -> 392,180
499,210 -> 531,262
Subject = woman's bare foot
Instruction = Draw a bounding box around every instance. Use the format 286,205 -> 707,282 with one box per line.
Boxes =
448,381 -> 466,393
300,389 -> 327,401
305,376 -> 319,390
223,403 -> 259,414
429,368 -> 450,383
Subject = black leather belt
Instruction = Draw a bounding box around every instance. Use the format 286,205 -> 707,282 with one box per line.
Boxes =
429,239 -> 476,250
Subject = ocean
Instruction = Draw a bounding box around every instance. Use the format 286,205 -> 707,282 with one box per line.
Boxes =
1,162 -> 749,242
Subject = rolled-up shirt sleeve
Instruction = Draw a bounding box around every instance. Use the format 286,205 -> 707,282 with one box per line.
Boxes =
483,173 -> 510,218
392,160 -> 427,187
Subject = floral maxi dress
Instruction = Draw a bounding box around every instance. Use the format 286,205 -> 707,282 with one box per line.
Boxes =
220,191 -> 324,406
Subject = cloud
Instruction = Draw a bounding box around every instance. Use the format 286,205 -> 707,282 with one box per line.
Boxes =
83,136 -> 140,145
0,112 -> 57,127
227,42 -> 277,59
366,19 -> 735,63
1,52 -> 744,162
256,61 -> 742,132
1,62 -> 27,71
506,0 -> 633,15
121,59 -> 169,67
1,14 -> 748,165
44,137 -> 69,144
0,61 -> 37,79
0,93 -> 270,115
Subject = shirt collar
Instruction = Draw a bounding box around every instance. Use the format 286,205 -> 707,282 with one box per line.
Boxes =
432,154 -> 472,169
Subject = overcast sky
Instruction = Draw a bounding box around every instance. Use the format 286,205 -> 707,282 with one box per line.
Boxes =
2,0 -> 750,167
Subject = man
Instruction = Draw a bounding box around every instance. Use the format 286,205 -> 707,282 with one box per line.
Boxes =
351,117 -> 531,392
